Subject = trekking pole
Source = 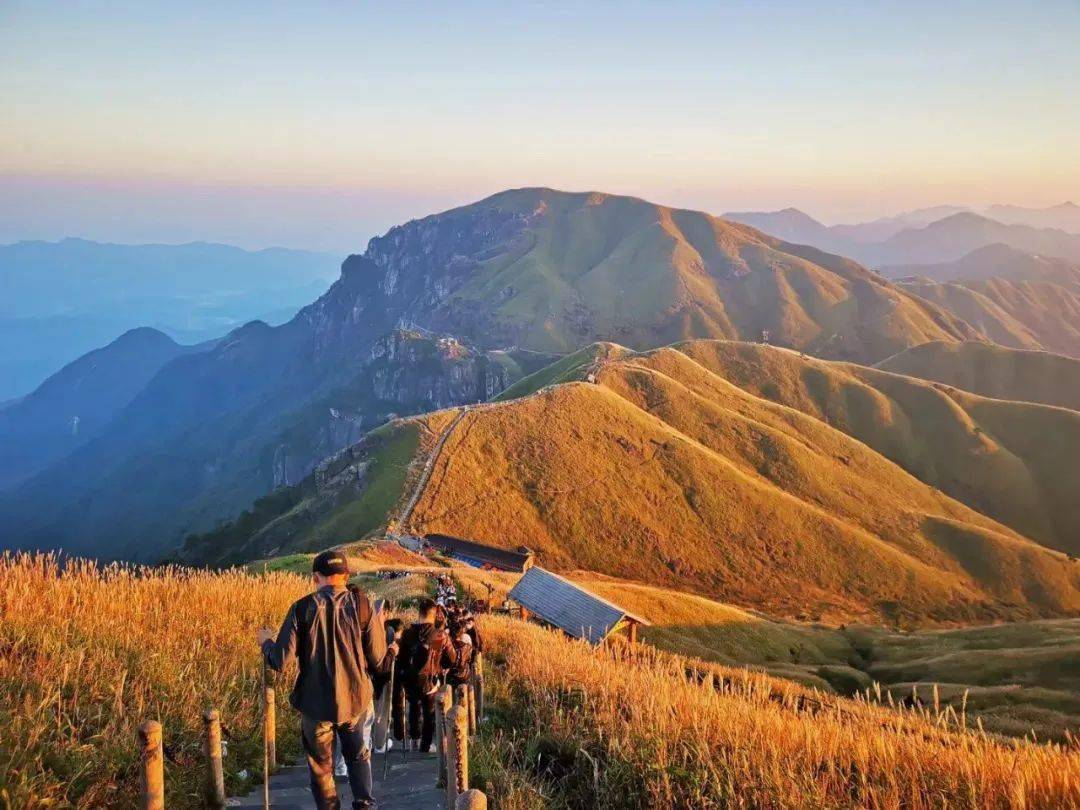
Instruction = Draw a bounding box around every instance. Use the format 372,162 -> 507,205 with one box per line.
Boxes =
260,563 -> 271,810
382,664 -> 395,781
262,661 -> 271,810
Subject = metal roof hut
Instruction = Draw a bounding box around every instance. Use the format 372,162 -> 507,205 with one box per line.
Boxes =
507,567 -> 650,645
423,533 -> 535,572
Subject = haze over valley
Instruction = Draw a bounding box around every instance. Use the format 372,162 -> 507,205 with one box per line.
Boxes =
2,4 -> 1079,807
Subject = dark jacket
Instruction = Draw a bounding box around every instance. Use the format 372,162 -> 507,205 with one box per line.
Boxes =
446,634 -> 475,686
397,621 -> 456,695
466,622 -> 483,654
262,585 -> 388,723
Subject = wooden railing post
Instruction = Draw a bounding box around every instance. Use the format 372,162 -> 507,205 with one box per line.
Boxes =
138,720 -> 164,810
263,683 -> 277,770
473,651 -> 484,723
434,685 -> 452,788
467,679 -> 477,737
455,789 -> 488,809
445,704 -> 468,807
203,710 -> 226,809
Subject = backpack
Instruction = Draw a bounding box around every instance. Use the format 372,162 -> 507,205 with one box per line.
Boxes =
409,625 -> 446,695
298,586 -> 373,674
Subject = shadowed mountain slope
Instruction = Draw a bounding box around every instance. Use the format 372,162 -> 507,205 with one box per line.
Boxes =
390,188 -> 977,362
1,188 -> 980,561
881,243 -> 1080,287
866,213 -> 1080,265
201,340 -> 1080,624
877,341 -> 1080,411
0,328 -> 205,488
898,276 -> 1080,359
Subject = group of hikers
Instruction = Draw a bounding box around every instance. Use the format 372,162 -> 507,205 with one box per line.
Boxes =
257,551 -> 482,810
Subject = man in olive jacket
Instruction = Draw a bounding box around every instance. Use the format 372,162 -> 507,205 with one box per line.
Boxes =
259,551 -> 395,810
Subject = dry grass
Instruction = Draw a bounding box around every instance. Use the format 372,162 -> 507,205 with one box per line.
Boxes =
876,340 -> 1080,411
474,613 -> 1080,809
0,553 -> 310,808
408,347 -> 1079,624
674,339 -> 1080,555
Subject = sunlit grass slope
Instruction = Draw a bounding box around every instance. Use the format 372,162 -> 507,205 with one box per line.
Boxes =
0,554 -> 309,807
664,339 -> 1080,554
473,613 -> 1080,808
409,348 -> 1079,623
877,340 -> 1080,411
430,188 -> 978,362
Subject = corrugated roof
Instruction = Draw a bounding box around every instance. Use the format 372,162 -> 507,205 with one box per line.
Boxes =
423,533 -> 533,571
507,567 -> 649,644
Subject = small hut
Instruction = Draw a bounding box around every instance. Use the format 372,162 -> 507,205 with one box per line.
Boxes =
507,566 -> 649,645
423,533 -> 535,572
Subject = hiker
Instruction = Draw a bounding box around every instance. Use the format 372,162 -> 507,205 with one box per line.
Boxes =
258,551 -> 397,810
462,610 -> 483,654
445,618 -> 474,689
397,597 -> 457,752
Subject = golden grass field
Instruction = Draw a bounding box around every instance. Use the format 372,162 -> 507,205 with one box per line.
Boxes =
408,343 -> 1080,623
0,553 -> 309,808
2,554 -> 1078,808
471,613 -> 1080,809
876,340 -> 1080,411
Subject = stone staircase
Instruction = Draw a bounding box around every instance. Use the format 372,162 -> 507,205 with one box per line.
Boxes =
228,748 -> 445,810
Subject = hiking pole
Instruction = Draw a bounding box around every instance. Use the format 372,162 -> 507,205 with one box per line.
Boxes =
260,564 -> 271,810
382,664 -> 395,781
262,660 -> 271,810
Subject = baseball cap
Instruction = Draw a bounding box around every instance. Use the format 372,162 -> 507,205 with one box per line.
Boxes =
312,551 -> 350,576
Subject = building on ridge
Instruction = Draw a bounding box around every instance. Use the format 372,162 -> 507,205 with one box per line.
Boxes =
507,566 -> 649,645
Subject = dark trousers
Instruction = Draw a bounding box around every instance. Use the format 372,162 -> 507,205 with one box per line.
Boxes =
301,711 -> 374,810
406,688 -> 436,752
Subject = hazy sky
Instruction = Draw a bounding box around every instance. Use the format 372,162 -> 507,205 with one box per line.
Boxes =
2,1 -> 1078,253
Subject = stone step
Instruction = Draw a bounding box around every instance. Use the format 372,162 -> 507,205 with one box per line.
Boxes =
229,751 -> 446,809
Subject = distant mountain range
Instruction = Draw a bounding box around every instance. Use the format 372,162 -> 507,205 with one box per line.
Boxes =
0,238 -> 339,400
0,188 -> 985,561
878,244 -> 1080,358
725,203 -> 1080,267
0,328 -> 209,489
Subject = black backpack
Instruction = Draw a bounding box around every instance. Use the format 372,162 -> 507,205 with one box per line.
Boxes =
298,586 -> 373,673
409,625 -> 446,694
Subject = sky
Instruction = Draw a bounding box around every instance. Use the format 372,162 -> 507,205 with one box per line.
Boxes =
2,1 -> 1078,253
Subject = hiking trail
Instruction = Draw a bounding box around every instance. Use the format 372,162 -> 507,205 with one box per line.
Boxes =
227,748 -> 444,809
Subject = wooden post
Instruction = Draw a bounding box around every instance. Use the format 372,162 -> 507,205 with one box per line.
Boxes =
434,685 -> 451,788
474,652 -> 484,723
455,788 -> 488,809
453,683 -> 468,709
444,705 -> 468,808
203,710 -> 226,809
263,684 -> 277,770
467,680 -> 477,737
138,720 -> 165,810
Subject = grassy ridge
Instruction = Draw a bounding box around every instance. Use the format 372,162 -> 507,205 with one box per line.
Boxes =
448,565 -> 1080,742
0,554 -> 309,807
410,355 -> 1079,623
877,340 -> 1080,411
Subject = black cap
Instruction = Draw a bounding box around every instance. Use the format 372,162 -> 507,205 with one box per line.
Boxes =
312,550 -> 350,576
